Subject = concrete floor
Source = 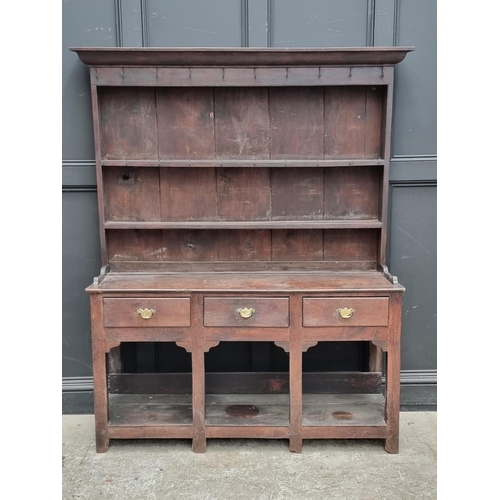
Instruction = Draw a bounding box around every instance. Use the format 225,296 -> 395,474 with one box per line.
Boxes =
62,412 -> 436,500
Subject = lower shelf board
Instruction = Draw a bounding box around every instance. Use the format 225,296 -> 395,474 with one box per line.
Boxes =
302,393 -> 386,427
206,394 -> 289,427
108,394 -> 193,426
108,393 -> 386,429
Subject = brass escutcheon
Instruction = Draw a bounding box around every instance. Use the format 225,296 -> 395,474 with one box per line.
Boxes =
237,307 -> 255,319
136,308 -> 156,319
336,307 -> 355,319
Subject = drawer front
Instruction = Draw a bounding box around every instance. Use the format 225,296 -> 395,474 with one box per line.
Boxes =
103,298 -> 190,328
303,297 -> 389,327
204,298 -> 289,327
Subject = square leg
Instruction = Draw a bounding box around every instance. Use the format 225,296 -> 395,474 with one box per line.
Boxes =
384,343 -> 401,454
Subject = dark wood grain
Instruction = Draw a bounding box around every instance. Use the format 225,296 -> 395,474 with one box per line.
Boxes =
191,294 -> 206,452
379,83 -> 394,265
104,220 -> 383,230
325,87 -> 383,159
103,167 -> 161,222
301,426 -> 387,439
90,295 -> 109,452
323,229 -> 379,262
271,230 -> 324,261
107,346 -> 122,374
109,372 -> 382,395
107,426 -> 193,439
271,168 -> 323,220
205,427 -> 289,439
99,87 -> 157,160
160,168 -> 217,221
90,84 -> 108,264
324,167 -> 381,220
109,261 -> 378,273
302,297 -> 389,327
157,88 -> 215,159
215,88 -> 269,159
107,230 -> 163,261
206,395 -> 289,427
217,230 -> 271,261
216,168 -> 271,220
108,394 -> 193,426
302,393 -> 386,427
204,297 -> 289,327
289,294 -> 303,452
385,293 -> 402,453
162,230 -> 217,262
88,271 -> 403,293
369,341 -> 383,372
364,86 -> 384,158
103,298 -> 191,328
101,159 -> 384,167
270,88 -> 324,159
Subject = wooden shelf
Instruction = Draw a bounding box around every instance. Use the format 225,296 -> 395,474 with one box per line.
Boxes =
108,394 -> 193,426
104,220 -> 383,230
101,159 -> 385,168
108,393 -> 385,429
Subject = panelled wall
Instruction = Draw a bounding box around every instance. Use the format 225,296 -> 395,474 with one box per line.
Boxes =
62,0 -> 436,412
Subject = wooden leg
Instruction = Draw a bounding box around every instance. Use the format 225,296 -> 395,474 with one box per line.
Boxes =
289,296 -> 302,453
90,295 -> 109,453
192,344 -> 206,453
384,342 -> 401,454
93,343 -> 109,453
191,295 -> 206,453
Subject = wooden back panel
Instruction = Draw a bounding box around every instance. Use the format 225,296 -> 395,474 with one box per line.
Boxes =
99,86 -> 385,161
97,84 -> 386,272
107,228 -> 379,270
103,166 -> 381,223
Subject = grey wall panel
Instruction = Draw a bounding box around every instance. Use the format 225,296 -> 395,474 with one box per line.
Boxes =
248,0 -> 269,47
389,184 -> 437,370
62,162 -> 97,187
270,0 -> 368,47
390,157 -> 436,182
147,0 -> 243,47
62,0 -> 117,161
62,190 -> 101,377
393,0 -> 437,156
373,0 -> 395,46
119,0 -> 144,47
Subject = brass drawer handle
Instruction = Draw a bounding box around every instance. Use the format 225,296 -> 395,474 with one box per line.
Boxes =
237,307 -> 255,319
337,307 -> 355,319
136,308 -> 156,319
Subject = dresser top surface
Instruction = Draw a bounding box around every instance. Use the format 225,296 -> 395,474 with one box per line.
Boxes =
87,271 -> 404,294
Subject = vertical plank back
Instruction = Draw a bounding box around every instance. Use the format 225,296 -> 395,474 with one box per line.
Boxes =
99,87 -> 158,160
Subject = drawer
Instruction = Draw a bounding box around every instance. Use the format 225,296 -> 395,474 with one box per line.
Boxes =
303,297 -> 389,327
103,298 -> 190,328
204,297 -> 289,327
